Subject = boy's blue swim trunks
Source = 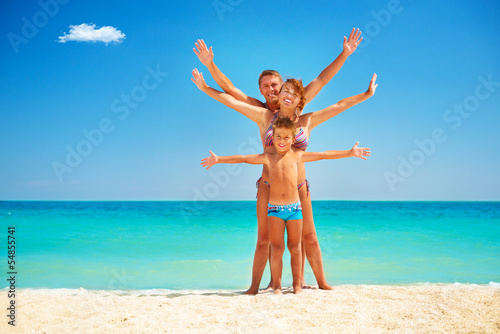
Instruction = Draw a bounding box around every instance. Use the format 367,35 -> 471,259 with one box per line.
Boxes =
268,202 -> 303,222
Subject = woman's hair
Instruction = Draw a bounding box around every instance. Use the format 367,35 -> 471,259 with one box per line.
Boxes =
279,78 -> 306,111
273,116 -> 297,137
258,70 -> 283,86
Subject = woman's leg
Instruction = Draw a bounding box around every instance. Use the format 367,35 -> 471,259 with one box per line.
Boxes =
244,179 -> 271,295
300,232 -> 308,288
299,186 -> 333,290
286,219 -> 303,294
268,216 -> 286,294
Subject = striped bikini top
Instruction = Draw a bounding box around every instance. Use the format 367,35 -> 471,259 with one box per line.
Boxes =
264,113 -> 309,150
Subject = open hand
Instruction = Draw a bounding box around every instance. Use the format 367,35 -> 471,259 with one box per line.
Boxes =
343,28 -> 363,56
367,73 -> 378,96
201,150 -> 218,169
193,39 -> 214,67
350,141 -> 371,160
191,68 -> 207,90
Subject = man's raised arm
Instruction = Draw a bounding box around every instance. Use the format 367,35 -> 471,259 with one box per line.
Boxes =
194,39 -> 264,108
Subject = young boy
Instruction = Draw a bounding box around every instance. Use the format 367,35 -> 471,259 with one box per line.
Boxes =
201,117 -> 370,294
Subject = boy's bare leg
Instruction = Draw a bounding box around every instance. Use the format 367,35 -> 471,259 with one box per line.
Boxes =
268,216 -> 286,294
286,219 -> 303,294
244,182 -> 271,295
299,187 -> 333,290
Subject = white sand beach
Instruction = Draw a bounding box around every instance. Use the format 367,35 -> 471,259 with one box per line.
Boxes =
3,284 -> 500,333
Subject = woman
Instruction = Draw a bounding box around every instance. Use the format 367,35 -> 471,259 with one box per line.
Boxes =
192,66 -> 378,293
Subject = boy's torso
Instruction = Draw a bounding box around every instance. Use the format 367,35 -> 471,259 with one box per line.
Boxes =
266,149 -> 301,205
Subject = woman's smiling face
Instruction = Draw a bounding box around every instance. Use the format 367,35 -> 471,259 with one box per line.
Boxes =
279,82 -> 303,110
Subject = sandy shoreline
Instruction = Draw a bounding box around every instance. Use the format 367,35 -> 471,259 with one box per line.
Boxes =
2,284 -> 499,333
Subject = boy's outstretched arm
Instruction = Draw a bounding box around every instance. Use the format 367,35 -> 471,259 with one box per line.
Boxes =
193,39 -> 264,107
304,28 -> 363,105
301,142 -> 371,163
308,73 -> 378,130
201,150 -> 267,170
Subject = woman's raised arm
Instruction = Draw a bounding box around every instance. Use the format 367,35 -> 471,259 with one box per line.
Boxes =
191,68 -> 267,125
303,28 -> 363,106
307,73 -> 378,131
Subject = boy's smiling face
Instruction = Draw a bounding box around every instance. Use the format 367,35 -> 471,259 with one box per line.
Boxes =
273,127 -> 295,153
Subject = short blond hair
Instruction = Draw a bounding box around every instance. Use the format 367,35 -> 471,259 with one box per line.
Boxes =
258,70 -> 283,87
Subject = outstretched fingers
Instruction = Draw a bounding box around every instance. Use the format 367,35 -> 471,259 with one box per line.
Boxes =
352,141 -> 371,160
194,39 -> 206,53
199,39 -> 208,51
193,39 -> 214,66
354,28 -> 362,42
200,159 -> 211,169
349,28 -> 360,41
360,147 -> 371,160
368,73 -> 378,94
200,157 -> 212,170
200,150 -> 217,169
191,68 -> 206,88
344,28 -> 363,54
348,27 -> 355,40
193,40 -> 202,57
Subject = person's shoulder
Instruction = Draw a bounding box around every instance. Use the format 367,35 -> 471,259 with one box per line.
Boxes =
298,112 -> 313,124
263,147 -> 276,158
291,148 -> 304,157
300,111 -> 313,118
263,107 -> 276,119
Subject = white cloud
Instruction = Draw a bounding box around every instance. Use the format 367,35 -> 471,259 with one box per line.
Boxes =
58,23 -> 126,44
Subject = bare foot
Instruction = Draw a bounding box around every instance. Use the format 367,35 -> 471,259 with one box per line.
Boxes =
243,287 -> 259,295
262,281 -> 273,292
273,288 -> 282,295
318,283 -> 334,290
301,283 -> 314,289
293,286 -> 303,294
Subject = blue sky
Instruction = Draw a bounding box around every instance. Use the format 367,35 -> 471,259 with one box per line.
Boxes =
1,0 -> 499,201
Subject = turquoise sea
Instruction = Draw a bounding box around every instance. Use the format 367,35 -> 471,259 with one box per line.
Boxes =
1,201 -> 499,290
